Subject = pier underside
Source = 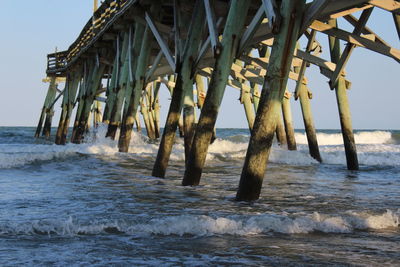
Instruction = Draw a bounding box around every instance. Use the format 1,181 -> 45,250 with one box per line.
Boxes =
37,0 -> 400,200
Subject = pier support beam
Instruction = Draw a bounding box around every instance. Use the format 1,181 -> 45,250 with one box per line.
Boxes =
103,55 -> 119,124
293,34 -> 322,162
394,14 -> 400,40
182,0 -> 251,186
60,72 -> 81,145
152,0 -> 206,177
35,77 -> 57,138
298,84 -> 322,162
236,0 -> 306,201
282,91 -> 297,150
72,60 -> 105,143
118,22 -> 154,152
296,77 -> 322,162
328,19 -> 359,170
275,114 -> 287,146
240,72 -> 255,130
55,77 -> 70,144
140,91 -> 156,139
107,32 -> 130,139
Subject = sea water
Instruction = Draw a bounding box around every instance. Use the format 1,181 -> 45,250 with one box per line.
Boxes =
0,126 -> 399,266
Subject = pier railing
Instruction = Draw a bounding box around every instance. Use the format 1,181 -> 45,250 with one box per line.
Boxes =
46,0 -> 134,75
46,51 -> 68,75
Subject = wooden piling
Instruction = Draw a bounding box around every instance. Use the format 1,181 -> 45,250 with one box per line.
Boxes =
281,90 -> 297,150
152,81 -> 161,138
118,21 -> 154,152
195,75 -> 205,110
35,77 -> 57,138
140,91 -> 156,139
107,31 -> 130,139
236,0 -> 306,201
328,19 -> 359,170
394,14 -> 400,40
135,111 -> 141,132
294,62 -> 322,162
238,59 -> 255,130
275,114 -> 287,146
103,54 -> 119,124
241,87 -> 255,130
55,77 -> 70,144
182,0 -> 251,186
71,62 -> 93,142
61,72 -> 81,145
152,0 -> 206,177
72,60 -> 105,143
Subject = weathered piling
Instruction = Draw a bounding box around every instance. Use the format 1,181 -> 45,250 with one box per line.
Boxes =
92,98 -> 102,128
103,53 -> 119,124
72,60 -> 105,143
281,90 -> 297,150
236,0 -> 306,201
328,19 -> 359,170
182,0 -> 251,186
35,77 -> 57,138
118,9 -> 156,152
152,82 -> 161,138
275,114 -> 287,146
60,72 -> 81,144
195,75 -> 205,110
71,62 -> 93,142
55,77 -> 70,144
239,58 -> 256,130
152,0 -> 206,177
394,14 -> 400,40
134,111 -> 141,132
294,68 -> 321,162
140,90 -> 156,139
107,31 -> 130,139
293,33 -> 322,162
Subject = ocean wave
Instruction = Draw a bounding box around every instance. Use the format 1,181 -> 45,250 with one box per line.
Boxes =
318,144 -> 400,166
295,131 -> 393,146
1,126 -> 399,169
0,144 -> 78,169
1,210 -> 398,237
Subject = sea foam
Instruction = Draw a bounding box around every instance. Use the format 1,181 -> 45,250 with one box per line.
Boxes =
0,127 -> 398,168
295,131 -> 393,146
0,210 -> 398,237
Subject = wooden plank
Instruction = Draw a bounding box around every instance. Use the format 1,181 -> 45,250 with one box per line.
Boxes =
309,20 -> 400,62
329,8 -> 373,88
299,0 -> 331,35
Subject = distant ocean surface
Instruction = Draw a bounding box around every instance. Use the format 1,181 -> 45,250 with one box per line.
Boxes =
0,126 -> 399,266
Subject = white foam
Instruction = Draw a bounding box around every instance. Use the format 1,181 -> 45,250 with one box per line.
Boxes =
318,144 -> 400,166
0,144 -> 78,169
1,210 -> 398,237
295,131 -> 393,146
1,126 -> 399,168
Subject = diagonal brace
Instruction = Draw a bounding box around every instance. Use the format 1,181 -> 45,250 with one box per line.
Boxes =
145,12 -> 176,72
329,7 -> 373,89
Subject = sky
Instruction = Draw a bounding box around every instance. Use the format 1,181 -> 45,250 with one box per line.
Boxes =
0,1 -> 399,129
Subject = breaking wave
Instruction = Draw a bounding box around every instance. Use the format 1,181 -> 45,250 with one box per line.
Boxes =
295,131 -> 394,145
0,127 -> 398,169
1,210 -> 398,237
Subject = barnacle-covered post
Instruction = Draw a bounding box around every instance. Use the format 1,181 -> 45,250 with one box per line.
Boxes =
237,0 -> 306,201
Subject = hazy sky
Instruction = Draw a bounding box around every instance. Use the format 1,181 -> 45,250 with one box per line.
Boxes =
0,1 -> 399,129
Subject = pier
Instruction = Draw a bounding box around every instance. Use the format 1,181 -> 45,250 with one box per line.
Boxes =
36,0 -> 400,201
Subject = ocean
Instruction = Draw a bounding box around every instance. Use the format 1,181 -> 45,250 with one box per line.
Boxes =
0,126 -> 399,266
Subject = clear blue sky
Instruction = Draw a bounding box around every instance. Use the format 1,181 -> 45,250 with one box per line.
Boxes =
0,1 -> 399,129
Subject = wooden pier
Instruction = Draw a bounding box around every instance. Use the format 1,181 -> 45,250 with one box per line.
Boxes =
36,0 -> 400,201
